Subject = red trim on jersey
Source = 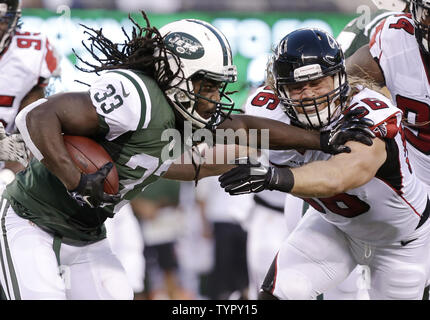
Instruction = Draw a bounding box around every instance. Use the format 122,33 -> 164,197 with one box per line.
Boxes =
0,95 -> 15,107
45,38 -> 58,74
376,177 -> 421,218
370,112 -> 401,139
369,19 -> 386,50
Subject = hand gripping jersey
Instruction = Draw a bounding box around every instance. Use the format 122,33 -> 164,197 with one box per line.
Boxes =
369,14 -> 430,187
4,69 -> 177,243
244,85 -> 429,245
0,31 -> 60,133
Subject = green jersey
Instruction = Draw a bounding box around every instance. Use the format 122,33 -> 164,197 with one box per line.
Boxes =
5,69 -> 177,244
337,10 -> 395,58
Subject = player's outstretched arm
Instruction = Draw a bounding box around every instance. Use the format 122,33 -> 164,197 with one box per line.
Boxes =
15,92 -> 100,190
219,138 -> 387,197
217,114 -> 322,150
288,139 -> 386,197
217,111 -> 374,154
163,143 -> 249,181
165,110 -> 376,182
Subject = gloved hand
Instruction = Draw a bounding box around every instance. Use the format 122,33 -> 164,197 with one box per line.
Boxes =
218,159 -> 294,196
68,162 -> 120,208
320,108 -> 376,155
0,123 -> 29,167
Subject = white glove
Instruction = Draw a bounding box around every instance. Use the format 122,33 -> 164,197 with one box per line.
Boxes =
0,123 -> 29,167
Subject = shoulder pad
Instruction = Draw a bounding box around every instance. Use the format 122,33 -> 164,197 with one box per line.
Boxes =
346,88 -> 402,139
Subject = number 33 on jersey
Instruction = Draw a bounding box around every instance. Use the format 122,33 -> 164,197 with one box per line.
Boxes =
89,69 -> 177,213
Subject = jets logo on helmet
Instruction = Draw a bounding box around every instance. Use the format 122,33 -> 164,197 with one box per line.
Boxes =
269,28 -> 349,130
164,32 -> 205,60
159,19 -> 237,130
0,0 -> 21,54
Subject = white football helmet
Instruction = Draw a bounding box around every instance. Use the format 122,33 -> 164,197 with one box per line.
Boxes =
158,19 -> 237,129
371,0 -> 410,11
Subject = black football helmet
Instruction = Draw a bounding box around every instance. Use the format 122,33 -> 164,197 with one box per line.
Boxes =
269,28 -> 349,130
410,0 -> 430,56
0,0 -> 21,54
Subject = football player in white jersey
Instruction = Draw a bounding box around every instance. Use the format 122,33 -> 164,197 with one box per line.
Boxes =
0,0 -> 60,178
346,0 -> 430,298
347,0 -> 430,188
219,28 -> 430,300
0,0 -> 60,299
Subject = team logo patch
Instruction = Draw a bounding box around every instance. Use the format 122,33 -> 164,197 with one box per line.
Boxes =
373,122 -> 388,138
164,32 -> 204,60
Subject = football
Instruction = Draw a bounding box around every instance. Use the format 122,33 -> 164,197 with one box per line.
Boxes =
63,135 -> 119,194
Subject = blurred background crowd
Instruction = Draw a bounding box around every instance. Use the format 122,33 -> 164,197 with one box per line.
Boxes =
22,0 -> 374,13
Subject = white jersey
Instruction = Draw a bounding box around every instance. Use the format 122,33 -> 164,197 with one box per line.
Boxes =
244,85 -> 429,245
369,14 -> 430,187
243,86 -> 290,209
0,31 -> 60,133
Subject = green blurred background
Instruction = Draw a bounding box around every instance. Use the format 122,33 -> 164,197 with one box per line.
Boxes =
22,9 -> 358,109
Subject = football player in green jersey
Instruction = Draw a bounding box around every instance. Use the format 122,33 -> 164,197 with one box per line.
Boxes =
0,13 -> 373,299
337,0 -> 410,59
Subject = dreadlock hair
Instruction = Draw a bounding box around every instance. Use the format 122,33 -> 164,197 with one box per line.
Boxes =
73,11 -> 182,92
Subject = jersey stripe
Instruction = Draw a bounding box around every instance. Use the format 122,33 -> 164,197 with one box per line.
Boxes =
186,19 -> 230,66
0,199 -> 20,299
109,70 -> 152,129
364,11 -> 395,37
0,199 -> 10,299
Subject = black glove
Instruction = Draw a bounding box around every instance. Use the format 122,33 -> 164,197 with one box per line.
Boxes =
320,108 -> 376,155
68,162 -> 120,208
219,160 -> 294,196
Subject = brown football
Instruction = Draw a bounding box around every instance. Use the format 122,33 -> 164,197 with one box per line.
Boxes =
63,135 -> 119,194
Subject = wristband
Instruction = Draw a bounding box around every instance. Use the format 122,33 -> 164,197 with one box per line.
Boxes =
267,167 -> 295,193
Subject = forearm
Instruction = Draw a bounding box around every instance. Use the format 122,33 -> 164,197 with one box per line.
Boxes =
15,93 -> 99,190
287,141 -> 384,197
24,101 -> 81,189
218,114 -> 321,150
289,161 -> 347,198
164,144 -> 247,181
